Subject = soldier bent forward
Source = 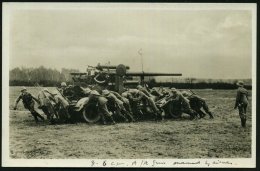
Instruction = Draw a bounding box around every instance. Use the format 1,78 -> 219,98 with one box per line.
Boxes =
14,87 -> 44,123
170,88 -> 198,120
182,91 -> 213,119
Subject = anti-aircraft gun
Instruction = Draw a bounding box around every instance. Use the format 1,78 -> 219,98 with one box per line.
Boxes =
70,63 -> 182,93
68,63 -> 182,123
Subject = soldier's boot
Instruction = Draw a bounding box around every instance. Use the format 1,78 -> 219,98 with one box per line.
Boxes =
240,118 -> 244,127
34,111 -> 45,121
39,115 -> 45,121
108,115 -> 116,125
101,115 -> 108,125
118,112 -> 129,122
125,111 -> 135,122
190,114 -> 195,120
65,110 -> 73,124
33,116 -> 39,123
208,112 -> 214,119
189,112 -> 197,120
129,112 -> 135,122
200,112 -> 206,118
158,110 -> 164,121
241,118 -> 246,128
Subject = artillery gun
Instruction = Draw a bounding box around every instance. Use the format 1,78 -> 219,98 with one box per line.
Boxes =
70,63 -> 182,93
68,63 -> 182,123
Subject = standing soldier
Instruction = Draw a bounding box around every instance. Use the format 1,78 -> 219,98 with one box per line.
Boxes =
13,87 -> 45,123
234,81 -> 249,128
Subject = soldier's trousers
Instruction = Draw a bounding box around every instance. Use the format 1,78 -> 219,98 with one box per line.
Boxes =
201,101 -> 213,118
122,98 -> 133,114
181,102 -> 198,120
238,104 -> 247,127
145,97 -> 163,119
99,103 -> 115,124
27,105 -> 44,123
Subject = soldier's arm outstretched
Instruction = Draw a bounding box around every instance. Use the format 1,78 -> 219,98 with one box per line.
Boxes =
13,94 -> 22,110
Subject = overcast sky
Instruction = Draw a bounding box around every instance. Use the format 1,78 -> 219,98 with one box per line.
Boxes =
9,6 -> 252,79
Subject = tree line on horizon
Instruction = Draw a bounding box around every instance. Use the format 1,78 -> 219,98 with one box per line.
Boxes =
9,66 -> 79,87
9,66 -> 252,90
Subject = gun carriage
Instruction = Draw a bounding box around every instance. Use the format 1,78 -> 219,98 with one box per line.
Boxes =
65,64 -> 182,123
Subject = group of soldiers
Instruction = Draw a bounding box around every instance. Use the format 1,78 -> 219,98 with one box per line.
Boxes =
13,81 -> 249,127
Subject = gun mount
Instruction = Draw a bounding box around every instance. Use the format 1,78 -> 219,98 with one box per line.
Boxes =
70,63 -> 182,93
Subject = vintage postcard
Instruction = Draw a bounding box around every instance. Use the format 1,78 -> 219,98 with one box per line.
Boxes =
2,3 -> 256,168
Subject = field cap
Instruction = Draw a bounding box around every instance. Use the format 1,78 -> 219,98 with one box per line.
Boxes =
90,90 -> 100,96
61,82 -> 67,87
236,81 -> 244,87
83,87 -> 91,94
21,86 -> 27,92
102,89 -> 110,96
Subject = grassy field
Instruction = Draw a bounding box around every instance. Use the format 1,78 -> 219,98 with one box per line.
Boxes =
8,87 -> 252,159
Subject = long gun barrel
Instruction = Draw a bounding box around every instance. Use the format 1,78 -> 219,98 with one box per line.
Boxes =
97,65 -> 130,70
126,72 -> 182,76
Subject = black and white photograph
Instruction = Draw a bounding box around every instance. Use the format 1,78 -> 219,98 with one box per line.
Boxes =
2,3 -> 257,168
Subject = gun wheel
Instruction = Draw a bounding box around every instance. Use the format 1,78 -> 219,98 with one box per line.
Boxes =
167,103 -> 182,119
82,103 -> 101,123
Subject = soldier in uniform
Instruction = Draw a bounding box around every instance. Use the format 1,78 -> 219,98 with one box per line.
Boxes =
88,90 -> 116,125
150,87 -> 164,98
128,89 -> 164,120
37,88 -> 57,123
182,91 -> 213,119
170,88 -> 198,120
137,85 -> 153,97
102,89 -> 134,122
59,82 -> 85,101
109,90 -> 134,117
234,81 -> 249,128
13,87 -> 45,123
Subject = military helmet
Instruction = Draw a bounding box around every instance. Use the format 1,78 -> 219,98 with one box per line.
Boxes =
83,87 -> 91,94
90,90 -> 100,96
129,89 -> 138,94
170,87 -> 177,92
102,89 -> 110,96
236,81 -> 244,87
61,82 -> 67,87
182,91 -> 190,97
137,85 -> 143,89
121,92 -> 128,97
21,86 -> 27,92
